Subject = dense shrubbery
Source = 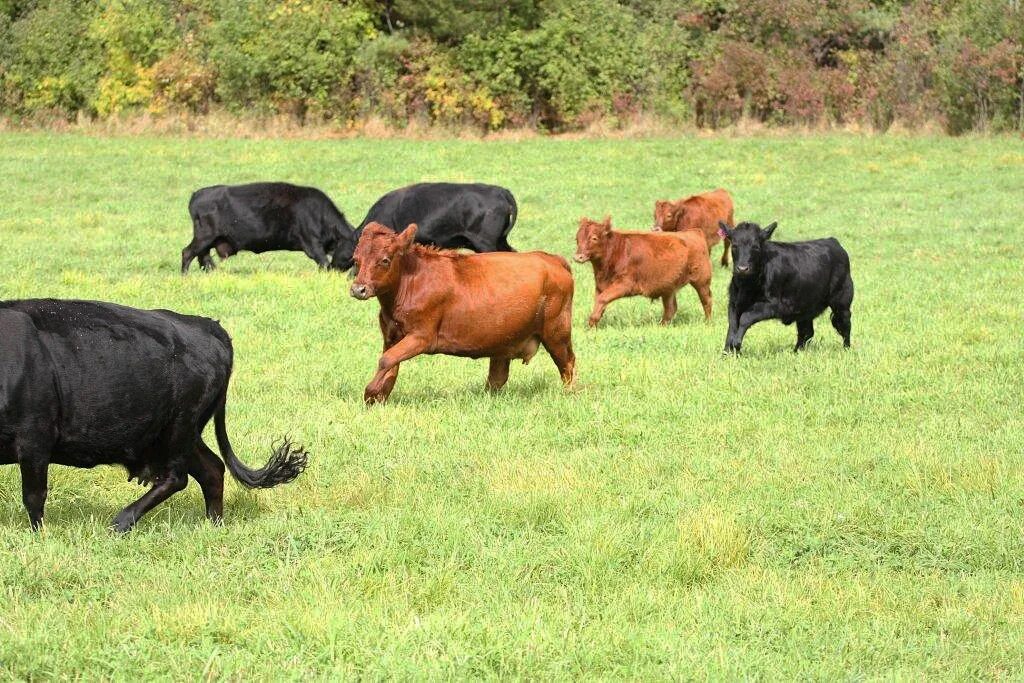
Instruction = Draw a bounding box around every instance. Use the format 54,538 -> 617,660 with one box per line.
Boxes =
0,0 -> 1021,133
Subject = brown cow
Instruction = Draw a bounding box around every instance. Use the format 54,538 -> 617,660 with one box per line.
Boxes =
350,222 -> 576,404
652,188 -> 735,267
574,216 -> 712,328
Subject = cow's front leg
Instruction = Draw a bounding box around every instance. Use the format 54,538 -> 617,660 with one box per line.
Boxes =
587,282 -> 631,328
725,302 -> 777,353
18,446 -> 50,531
301,241 -> 330,269
365,335 -> 430,404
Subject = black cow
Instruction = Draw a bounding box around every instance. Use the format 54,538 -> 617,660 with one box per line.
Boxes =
330,182 -> 517,269
182,182 -> 357,273
720,221 -> 853,353
0,299 -> 308,531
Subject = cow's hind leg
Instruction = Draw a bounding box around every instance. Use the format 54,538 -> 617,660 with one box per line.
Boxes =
182,237 -> 211,274
17,442 -> 51,531
541,312 -> 576,388
660,294 -> 678,325
795,319 -> 815,352
694,281 -> 713,322
831,307 -> 852,348
300,240 -> 330,269
487,358 -> 511,392
111,426 -> 192,532
198,250 -> 215,271
111,469 -> 188,533
189,442 -> 226,523
829,277 -> 854,348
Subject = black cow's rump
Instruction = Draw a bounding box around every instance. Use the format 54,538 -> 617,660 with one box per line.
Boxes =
0,299 -> 308,531
330,182 -> 517,268
182,182 -> 356,272
721,221 -> 854,353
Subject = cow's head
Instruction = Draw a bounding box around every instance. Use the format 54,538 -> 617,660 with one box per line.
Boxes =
722,220 -> 776,277
653,200 -> 682,232
329,236 -> 356,272
574,215 -> 613,263
349,222 -> 417,300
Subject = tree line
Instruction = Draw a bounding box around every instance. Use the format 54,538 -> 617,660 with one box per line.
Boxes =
1,0 -> 1021,134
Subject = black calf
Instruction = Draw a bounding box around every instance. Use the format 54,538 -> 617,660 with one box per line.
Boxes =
721,221 -> 854,353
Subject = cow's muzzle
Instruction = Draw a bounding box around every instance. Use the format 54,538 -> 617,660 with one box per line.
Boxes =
350,283 -> 374,300
651,225 -> 662,232
573,254 -> 589,263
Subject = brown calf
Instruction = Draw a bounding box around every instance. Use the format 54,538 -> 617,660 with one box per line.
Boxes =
350,223 -> 576,404
574,216 -> 712,328
652,188 -> 735,267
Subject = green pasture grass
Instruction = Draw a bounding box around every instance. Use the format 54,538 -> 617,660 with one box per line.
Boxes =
0,131 -> 1022,679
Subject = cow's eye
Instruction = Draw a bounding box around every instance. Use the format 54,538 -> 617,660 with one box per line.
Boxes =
590,236 -> 598,241
380,257 -> 391,267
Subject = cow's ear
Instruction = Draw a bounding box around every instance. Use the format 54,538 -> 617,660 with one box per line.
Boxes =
602,215 -> 612,233
718,221 -> 733,239
398,223 -> 417,249
762,222 -> 777,240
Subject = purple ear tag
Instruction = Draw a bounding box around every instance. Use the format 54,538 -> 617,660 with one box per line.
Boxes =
717,226 -> 728,239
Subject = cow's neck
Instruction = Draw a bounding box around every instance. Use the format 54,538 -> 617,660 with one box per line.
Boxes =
376,250 -> 438,320
592,232 -> 626,284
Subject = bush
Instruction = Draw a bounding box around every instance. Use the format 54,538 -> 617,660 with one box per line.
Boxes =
204,0 -> 375,120
2,0 -> 101,117
0,0 -> 1021,133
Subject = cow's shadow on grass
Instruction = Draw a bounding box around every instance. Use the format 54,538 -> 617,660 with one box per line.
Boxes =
334,372 -> 559,407
585,307 -> 712,330
0,472 -> 269,531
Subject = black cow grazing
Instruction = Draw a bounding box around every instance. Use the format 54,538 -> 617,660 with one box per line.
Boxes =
182,182 -> 357,273
329,182 -> 517,269
720,221 -> 853,353
0,299 -> 309,531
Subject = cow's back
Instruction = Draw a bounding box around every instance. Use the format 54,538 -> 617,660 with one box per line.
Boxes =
417,250 -> 571,358
682,189 -> 732,236
764,239 -> 849,317
0,300 -> 231,462
359,183 -> 515,236
612,232 -> 704,297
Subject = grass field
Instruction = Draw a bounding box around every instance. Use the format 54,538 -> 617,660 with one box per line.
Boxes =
0,131 -> 1022,679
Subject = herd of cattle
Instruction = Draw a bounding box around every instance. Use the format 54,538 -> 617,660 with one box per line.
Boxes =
0,181 -> 853,531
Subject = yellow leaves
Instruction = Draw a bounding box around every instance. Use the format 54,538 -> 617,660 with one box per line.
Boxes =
93,65 -> 155,118
424,73 -> 506,131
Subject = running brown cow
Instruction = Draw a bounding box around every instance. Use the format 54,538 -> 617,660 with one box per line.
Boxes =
349,222 -> 576,404
652,188 -> 735,267
574,216 -> 712,328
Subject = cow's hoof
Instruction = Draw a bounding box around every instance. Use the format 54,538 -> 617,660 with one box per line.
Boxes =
110,517 -> 135,534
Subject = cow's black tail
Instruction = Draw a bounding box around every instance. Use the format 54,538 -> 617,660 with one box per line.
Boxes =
506,192 -> 518,235
214,398 -> 308,489
500,191 -> 518,251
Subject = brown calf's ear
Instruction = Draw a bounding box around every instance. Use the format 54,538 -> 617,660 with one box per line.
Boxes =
399,223 -> 418,249
762,222 -> 777,240
718,220 -> 732,239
